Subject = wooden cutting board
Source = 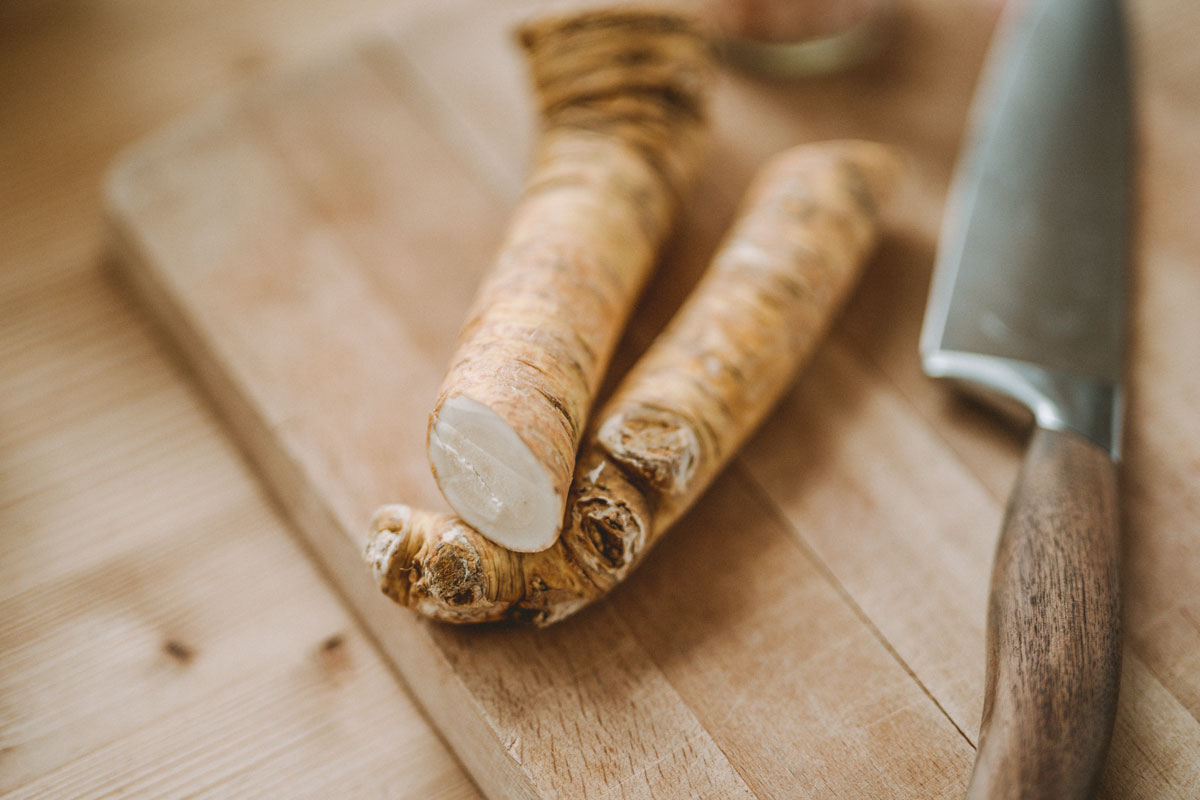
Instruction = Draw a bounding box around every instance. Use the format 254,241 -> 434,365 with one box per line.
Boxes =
106,0 -> 1200,796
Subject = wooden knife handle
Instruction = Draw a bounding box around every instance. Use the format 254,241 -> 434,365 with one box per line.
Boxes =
966,426 -> 1122,800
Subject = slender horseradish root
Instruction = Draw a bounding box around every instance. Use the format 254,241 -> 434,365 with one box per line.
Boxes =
426,9 -> 714,552
369,140 -> 903,624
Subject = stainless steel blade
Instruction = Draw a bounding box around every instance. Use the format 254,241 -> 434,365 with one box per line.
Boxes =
920,0 -> 1131,457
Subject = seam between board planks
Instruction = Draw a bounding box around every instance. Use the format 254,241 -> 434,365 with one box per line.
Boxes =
729,462 -> 978,750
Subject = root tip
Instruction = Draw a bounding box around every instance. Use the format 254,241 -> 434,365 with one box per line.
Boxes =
364,504 -> 419,603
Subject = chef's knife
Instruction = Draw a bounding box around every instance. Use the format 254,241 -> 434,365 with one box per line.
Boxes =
920,0 -> 1130,797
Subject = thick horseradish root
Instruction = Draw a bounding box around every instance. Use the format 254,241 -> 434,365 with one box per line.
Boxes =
369,140 -> 902,625
427,8 -> 714,553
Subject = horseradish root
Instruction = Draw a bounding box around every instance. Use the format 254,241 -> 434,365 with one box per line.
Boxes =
427,9 -> 713,552
588,140 -> 901,529
370,140 -> 902,624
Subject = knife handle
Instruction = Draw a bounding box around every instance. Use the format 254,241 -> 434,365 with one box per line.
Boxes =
966,426 -> 1121,800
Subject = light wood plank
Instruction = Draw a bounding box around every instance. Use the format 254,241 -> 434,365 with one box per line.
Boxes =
1,1 -> 484,796
0,270 -> 480,799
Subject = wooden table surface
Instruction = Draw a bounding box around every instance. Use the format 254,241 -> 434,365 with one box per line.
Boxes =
5,0 -> 1200,798
1,1 -> 481,796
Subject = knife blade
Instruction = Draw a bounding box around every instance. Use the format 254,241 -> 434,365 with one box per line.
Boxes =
919,0 -> 1130,797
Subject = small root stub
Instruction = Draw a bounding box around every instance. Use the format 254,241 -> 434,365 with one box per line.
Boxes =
365,503 -> 606,625
596,405 -> 703,496
368,505 -> 518,623
560,448 -> 652,587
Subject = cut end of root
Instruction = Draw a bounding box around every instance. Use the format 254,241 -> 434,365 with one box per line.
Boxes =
597,405 -> 702,495
562,451 -> 652,586
428,395 -> 564,553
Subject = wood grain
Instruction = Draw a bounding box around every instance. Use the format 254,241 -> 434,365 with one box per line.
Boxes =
0,1 -> 481,797
967,427 -> 1121,800
98,0 -> 1200,797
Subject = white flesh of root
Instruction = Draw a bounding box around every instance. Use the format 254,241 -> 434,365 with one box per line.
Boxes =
428,395 -> 562,552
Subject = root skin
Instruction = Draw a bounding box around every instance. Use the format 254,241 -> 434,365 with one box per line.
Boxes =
597,140 -> 901,526
427,8 -> 713,552
380,137 -> 901,624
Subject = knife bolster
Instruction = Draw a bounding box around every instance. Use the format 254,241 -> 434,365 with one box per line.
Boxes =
922,349 -> 1121,458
